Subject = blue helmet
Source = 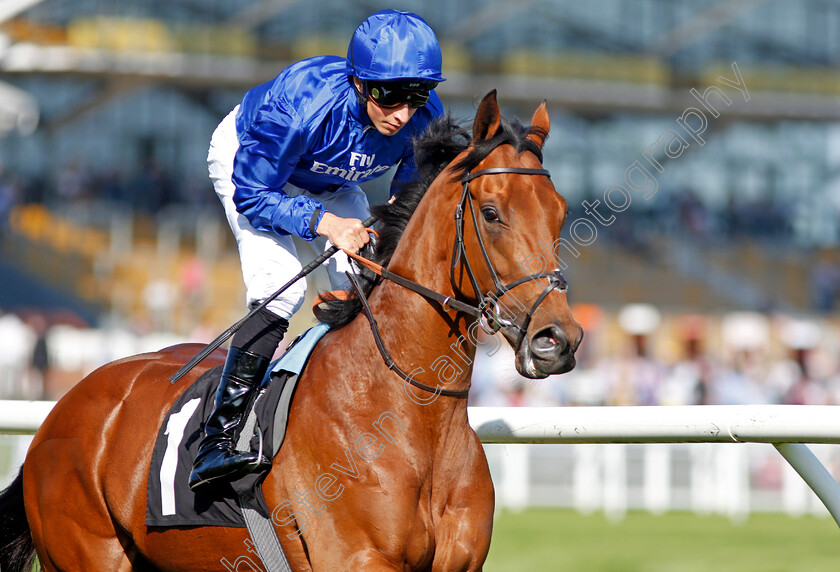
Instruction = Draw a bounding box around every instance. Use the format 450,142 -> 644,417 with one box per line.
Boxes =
346,10 -> 445,83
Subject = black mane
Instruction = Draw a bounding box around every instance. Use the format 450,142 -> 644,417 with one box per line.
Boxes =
316,112 -> 546,328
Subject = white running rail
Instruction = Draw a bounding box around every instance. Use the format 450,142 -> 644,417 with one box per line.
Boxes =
3,402 -> 840,527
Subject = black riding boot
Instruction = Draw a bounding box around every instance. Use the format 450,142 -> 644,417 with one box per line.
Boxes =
189,347 -> 272,491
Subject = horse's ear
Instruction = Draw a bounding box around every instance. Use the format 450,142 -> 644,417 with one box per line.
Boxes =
526,100 -> 550,150
473,90 -> 501,142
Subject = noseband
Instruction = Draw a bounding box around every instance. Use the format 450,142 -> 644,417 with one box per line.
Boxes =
343,164 -> 569,398
453,167 -> 568,352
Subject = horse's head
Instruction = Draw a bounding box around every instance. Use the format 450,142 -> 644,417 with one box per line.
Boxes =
450,90 -> 583,378
321,90 -> 582,379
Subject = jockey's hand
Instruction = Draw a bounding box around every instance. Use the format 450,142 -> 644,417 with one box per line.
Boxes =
316,212 -> 370,252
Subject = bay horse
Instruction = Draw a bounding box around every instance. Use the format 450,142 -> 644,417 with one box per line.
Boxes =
0,91 -> 581,571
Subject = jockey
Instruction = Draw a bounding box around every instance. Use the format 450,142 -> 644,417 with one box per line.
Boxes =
190,10 -> 446,490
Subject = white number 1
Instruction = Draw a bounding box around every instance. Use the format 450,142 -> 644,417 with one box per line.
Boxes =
159,398 -> 202,516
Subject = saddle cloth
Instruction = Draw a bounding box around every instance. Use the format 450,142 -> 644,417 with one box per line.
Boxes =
145,323 -> 331,528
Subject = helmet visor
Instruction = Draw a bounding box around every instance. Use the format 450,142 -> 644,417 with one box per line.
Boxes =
366,80 -> 437,109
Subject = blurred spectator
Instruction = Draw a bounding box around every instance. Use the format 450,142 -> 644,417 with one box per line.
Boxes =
601,333 -> 666,406
782,347 -> 825,405
0,163 -> 20,228
129,159 -> 175,213
712,348 -> 772,404
709,312 -> 772,404
660,316 -> 716,405
601,304 -> 666,406
25,313 -> 50,400
676,189 -> 712,238
775,318 -> 825,405
54,161 -> 91,205
811,257 -> 839,312
178,256 -> 207,331
179,256 -> 206,304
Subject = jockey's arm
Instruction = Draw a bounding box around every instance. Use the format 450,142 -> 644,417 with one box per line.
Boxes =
232,107 -> 328,241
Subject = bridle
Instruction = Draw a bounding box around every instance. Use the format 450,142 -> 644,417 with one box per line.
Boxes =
343,163 -> 569,399
453,166 -> 568,350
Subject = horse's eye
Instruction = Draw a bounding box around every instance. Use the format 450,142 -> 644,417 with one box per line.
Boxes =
482,207 -> 500,223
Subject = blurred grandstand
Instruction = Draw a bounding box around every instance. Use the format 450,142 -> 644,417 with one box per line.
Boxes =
0,0 -> 840,403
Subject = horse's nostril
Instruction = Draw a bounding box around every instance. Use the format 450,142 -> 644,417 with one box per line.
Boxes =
573,329 -> 584,351
531,326 -> 568,357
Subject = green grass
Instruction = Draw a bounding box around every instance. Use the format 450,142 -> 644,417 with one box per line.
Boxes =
485,509 -> 840,572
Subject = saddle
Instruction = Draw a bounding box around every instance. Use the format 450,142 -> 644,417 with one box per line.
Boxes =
145,323 -> 330,528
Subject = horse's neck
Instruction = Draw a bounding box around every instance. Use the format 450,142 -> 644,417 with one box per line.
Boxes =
365,187 -> 477,405
371,279 -> 477,377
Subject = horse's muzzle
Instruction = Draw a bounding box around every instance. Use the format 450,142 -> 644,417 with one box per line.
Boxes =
516,324 -> 582,378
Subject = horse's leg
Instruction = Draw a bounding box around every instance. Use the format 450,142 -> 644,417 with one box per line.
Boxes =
25,441 -> 138,572
431,436 -> 495,572
430,505 -> 493,572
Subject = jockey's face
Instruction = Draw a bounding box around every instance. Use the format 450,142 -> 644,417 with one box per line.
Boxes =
354,78 -> 417,136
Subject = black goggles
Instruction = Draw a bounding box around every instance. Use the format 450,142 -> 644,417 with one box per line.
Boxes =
365,80 -> 437,109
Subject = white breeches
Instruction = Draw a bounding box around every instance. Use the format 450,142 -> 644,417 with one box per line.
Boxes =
208,106 -> 370,320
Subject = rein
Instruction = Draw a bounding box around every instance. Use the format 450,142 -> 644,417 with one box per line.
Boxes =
342,164 -> 568,400
345,270 -> 470,398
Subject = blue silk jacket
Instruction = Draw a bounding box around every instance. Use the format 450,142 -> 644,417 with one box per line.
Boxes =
231,55 -> 443,240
